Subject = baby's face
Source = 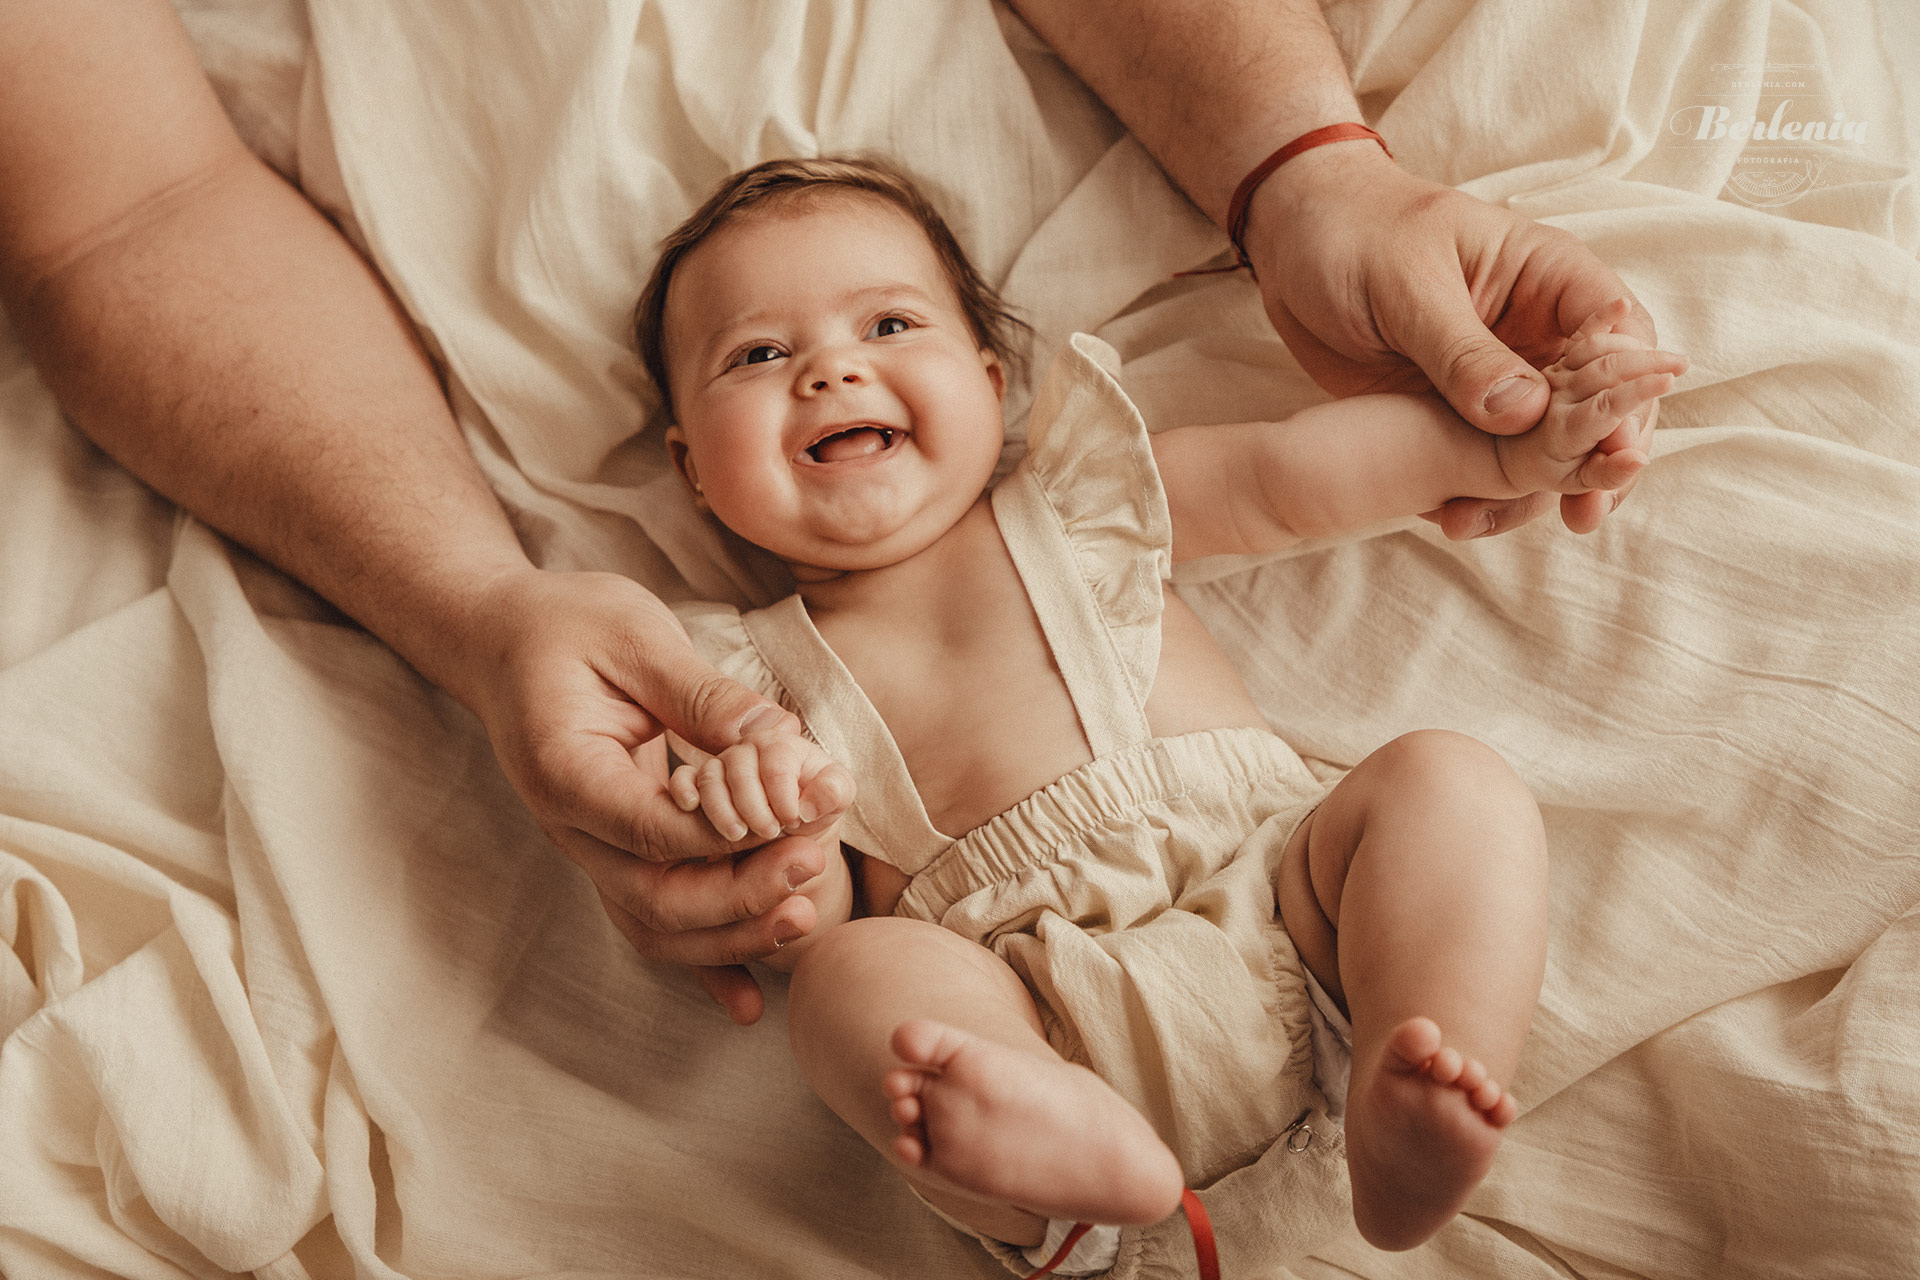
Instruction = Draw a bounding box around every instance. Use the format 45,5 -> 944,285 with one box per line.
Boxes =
662,191 -> 1006,580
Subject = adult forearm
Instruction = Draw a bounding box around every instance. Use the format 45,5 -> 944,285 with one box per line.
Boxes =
1007,0 -> 1365,224
5,153 -> 528,706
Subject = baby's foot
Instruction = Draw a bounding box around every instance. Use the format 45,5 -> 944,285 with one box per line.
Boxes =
1345,1016 -> 1517,1251
882,1019 -> 1183,1226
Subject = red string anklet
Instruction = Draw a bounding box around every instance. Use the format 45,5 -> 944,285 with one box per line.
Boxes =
1021,1190 -> 1220,1280
1177,121 -> 1393,278
1022,1222 -> 1094,1278
1180,1188 -> 1220,1280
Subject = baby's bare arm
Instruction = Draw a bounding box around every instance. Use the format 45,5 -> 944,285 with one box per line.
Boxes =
1154,303 -> 1685,560
1155,394 -> 1525,560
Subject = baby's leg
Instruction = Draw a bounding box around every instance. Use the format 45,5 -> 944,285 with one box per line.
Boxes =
1276,730 -> 1549,1251
788,916 -> 1183,1245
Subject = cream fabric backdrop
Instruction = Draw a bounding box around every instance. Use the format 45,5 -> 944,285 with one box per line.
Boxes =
1,2 -> 1916,1277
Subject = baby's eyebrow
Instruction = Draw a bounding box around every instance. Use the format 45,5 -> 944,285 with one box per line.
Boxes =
837,283 -> 934,309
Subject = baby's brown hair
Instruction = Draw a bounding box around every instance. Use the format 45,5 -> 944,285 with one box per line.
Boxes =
633,156 -> 1028,419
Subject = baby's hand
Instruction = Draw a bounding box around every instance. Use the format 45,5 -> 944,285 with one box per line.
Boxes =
668,727 -> 854,845
1496,299 -> 1688,497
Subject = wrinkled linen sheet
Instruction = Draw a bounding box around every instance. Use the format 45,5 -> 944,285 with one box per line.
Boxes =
2,1 -> 1917,1276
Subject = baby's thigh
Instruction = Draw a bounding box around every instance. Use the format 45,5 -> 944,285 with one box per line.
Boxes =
1275,730 -> 1539,1005
1277,803 -> 1344,1011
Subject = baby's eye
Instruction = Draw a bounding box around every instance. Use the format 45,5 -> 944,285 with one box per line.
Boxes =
733,344 -> 785,368
869,315 -> 911,339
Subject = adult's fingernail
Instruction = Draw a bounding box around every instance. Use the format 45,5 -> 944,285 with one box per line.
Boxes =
738,705 -> 783,735
784,862 -> 812,891
1483,375 -> 1532,415
725,823 -> 749,842
798,801 -> 818,824
1473,512 -> 1497,538
773,920 -> 803,947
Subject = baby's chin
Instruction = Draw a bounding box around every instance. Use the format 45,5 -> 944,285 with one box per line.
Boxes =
782,543 -> 928,582
775,524 -> 952,582
751,487 -> 993,584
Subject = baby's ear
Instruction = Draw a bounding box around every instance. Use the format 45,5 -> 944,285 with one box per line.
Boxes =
981,348 -> 1006,401
663,424 -> 708,510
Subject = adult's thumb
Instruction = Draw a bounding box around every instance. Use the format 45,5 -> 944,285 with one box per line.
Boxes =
1399,286 -> 1547,436
639,642 -> 795,757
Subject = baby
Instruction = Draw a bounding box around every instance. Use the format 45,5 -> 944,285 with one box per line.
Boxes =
631,157 -> 1684,1272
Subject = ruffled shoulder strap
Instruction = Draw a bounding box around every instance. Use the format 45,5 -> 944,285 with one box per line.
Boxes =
991,333 -> 1170,757
673,598 -> 949,874
674,600 -> 790,711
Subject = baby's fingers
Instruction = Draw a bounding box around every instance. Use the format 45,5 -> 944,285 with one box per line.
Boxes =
1590,371 -> 1681,427
1576,296 -> 1633,340
721,744 -> 786,841
669,762 -> 703,813
1555,329 -> 1644,373
1559,348 -> 1688,400
1575,444 -> 1650,492
744,732 -> 817,832
694,755 -> 753,844
797,760 -> 855,830
1560,298 -> 1635,364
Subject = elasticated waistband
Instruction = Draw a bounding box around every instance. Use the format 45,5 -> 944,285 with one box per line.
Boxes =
898,726 -> 1320,923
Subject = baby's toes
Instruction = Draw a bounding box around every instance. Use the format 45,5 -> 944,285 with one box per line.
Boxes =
1383,1016 -> 1443,1072
892,1126 -> 928,1166
884,1072 -> 931,1162
1470,1075 -> 1519,1128
888,1090 -> 924,1129
1425,1046 -> 1465,1086
881,1066 -> 923,1103
891,1018 -> 970,1073
1454,1057 -> 1489,1094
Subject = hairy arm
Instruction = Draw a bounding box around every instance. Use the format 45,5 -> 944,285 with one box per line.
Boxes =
0,0 -> 522,696
1009,0 -> 1664,538
0,0 -> 819,1024
1006,0 -> 1364,226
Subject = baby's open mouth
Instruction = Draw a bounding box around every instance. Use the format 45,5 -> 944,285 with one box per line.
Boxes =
801,426 -> 901,464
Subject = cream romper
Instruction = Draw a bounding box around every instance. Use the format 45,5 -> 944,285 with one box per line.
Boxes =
679,335 -> 1355,1278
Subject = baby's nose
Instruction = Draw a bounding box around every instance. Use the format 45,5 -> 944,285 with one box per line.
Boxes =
810,371 -> 863,391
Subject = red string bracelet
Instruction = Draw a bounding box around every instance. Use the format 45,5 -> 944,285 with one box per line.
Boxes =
1179,121 -> 1393,278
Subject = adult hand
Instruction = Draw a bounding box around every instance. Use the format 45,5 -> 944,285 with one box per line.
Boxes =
450,566 -> 826,1025
1240,142 -> 1663,539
